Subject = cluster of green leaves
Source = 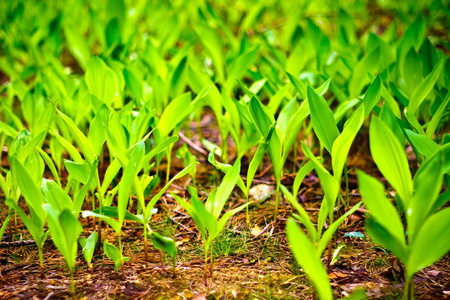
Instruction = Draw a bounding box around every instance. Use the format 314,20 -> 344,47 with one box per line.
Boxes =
0,0 -> 449,298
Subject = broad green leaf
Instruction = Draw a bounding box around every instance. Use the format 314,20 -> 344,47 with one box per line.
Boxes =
363,76 -> 382,118
408,59 -> 444,113
405,129 -> 439,158
80,231 -> 98,268
145,163 -> 197,220
85,57 -> 119,106
426,91 -> 450,138
317,203 -> 361,255
82,211 -> 121,234
293,161 -> 314,197
149,232 -> 177,259
171,190 -> 207,240
11,157 -> 46,217
207,159 -> 241,217
16,130 -> 47,163
281,185 -> 317,243
365,216 -> 408,264
408,207 -> 450,275
302,143 -> 339,224
56,109 -> 95,164
247,125 -> 273,191
41,179 -> 73,212
89,104 -> 109,156
94,207 -> 144,224
64,160 -> 91,184
286,219 -> 332,300
192,192 -> 218,235
103,240 -> 123,271
50,131 -> 84,163
208,152 -> 245,193
307,85 -> 339,154
118,141 -> 145,226
209,201 -> 251,243
44,204 -> 69,261
59,209 -> 83,270
249,97 -> 274,138
73,157 -> 99,213
357,171 -> 407,252
5,199 -> 43,246
170,56 -> 188,97
332,105 -> 364,183
369,117 -> 413,206
407,153 -> 442,239
158,92 -> 191,137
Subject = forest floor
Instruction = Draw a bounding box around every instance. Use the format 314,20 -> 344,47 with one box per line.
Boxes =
0,116 -> 449,300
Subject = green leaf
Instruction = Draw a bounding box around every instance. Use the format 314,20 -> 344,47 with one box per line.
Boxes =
80,231 -> 98,268
149,232 -> 177,259
408,207 -> 450,275
408,59 -> 444,113
281,185 -> 317,243
94,206 -> 144,224
103,240 -> 123,271
407,152 -> 442,239
307,85 -> 339,154
82,211 -> 121,234
11,157 -> 46,218
209,201 -> 251,244
426,91 -> 450,138
145,163 -> 197,221
56,109 -> 95,164
405,129 -> 439,158
64,160 -> 91,184
59,209 -> 83,270
363,76 -> 382,118
207,159 -> 241,218
317,203 -> 361,255
286,219 -> 332,300
357,171 -> 407,261
249,97 -> 274,138
118,141 -> 145,226
369,117 -> 413,206
85,57 -> 119,106
41,179 -> 73,212
332,105 -> 364,183
89,104 -> 109,156
158,92 -> 191,137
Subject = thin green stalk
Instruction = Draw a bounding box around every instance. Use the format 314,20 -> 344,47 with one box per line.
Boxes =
38,246 -> 45,278
166,147 -> 172,183
403,276 -> 414,300
143,224 -> 148,261
273,180 -> 281,224
118,233 -> 125,280
245,193 -> 250,226
344,163 -> 349,209
70,268 -> 75,298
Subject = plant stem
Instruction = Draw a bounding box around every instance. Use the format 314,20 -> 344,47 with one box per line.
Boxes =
403,276 -> 414,300
38,246 -> 45,279
143,225 -> 148,261
70,269 -> 75,298
273,180 -> 281,225
344,163 -> 349,209
166,147 -> 172,183
245,193 -> 250,226
326,239 -> 333,272
118,233 -> 126,280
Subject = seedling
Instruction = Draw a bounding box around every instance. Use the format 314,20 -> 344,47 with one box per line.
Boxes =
172,159 -> 251,281
44,205 -> 83,296
358,116 -> 450,299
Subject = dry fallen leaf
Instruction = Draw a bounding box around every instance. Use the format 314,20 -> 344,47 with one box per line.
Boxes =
426,270 -> 440,277
193,293 -> 206,300
249,184 -> 274,201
